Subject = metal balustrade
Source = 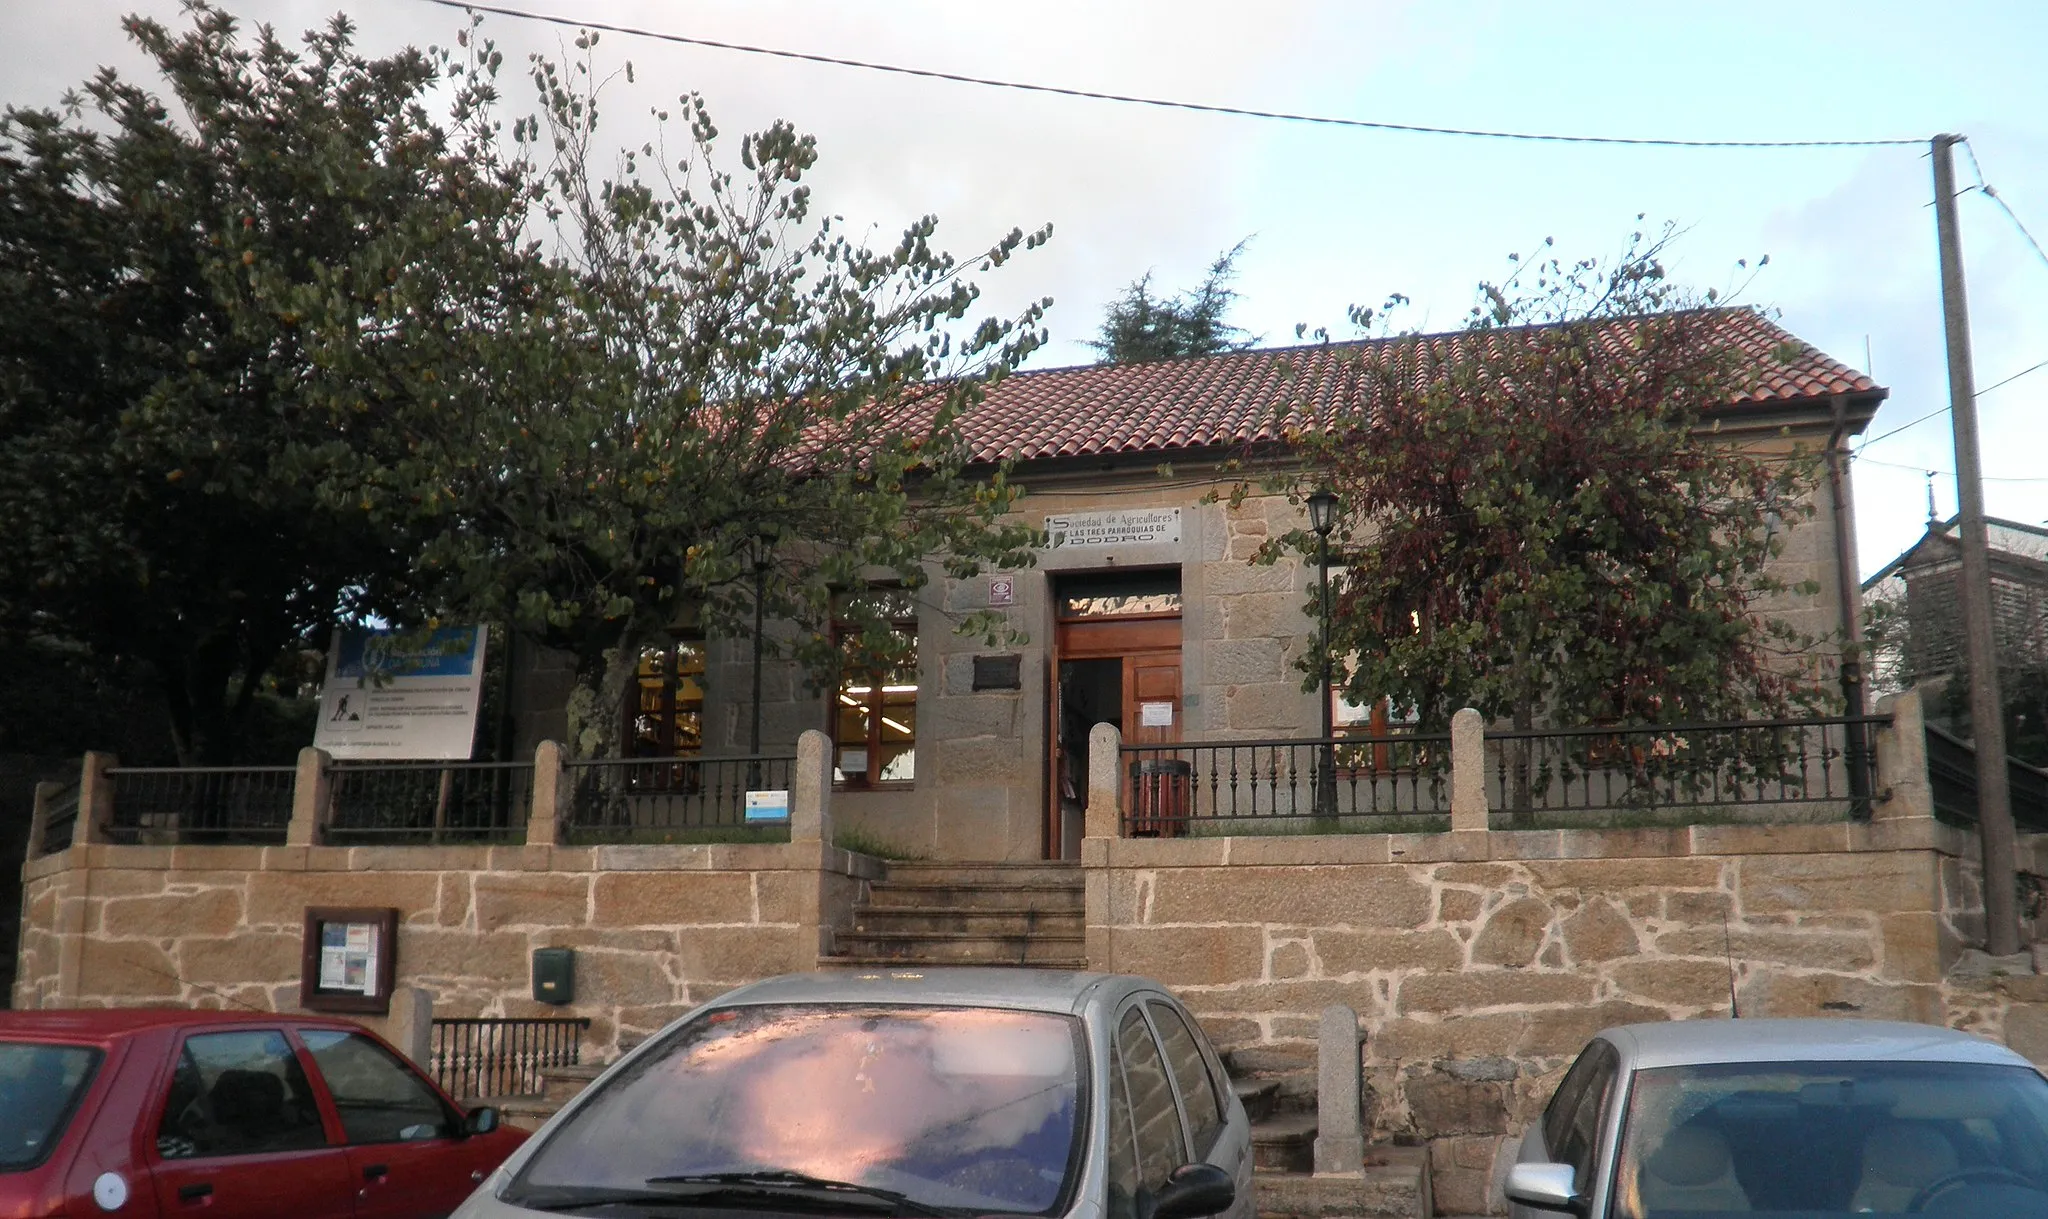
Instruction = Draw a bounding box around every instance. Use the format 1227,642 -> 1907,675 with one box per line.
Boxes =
1120,734 -> 1452,835
326,761 -> 533,845
430,1016 -> 590,1099
562,754 -> 796,843
1482,715 -> 1887,824
104,766 -> 296,845
38,780 -> 80,855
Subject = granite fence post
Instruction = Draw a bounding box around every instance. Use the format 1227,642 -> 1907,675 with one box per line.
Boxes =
1085,723 -> 1122,841
74,751 -> 118,849
286,747 -> 333,848
1873,689 -> 1934,822
1314,1003 -> 1365,1176
528,740 -> 568,847
1450,708 -> 1488,834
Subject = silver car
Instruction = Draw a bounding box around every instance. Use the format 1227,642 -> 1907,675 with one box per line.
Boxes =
1507,1018 -> 2048,1218
454,968 -> 1254,1219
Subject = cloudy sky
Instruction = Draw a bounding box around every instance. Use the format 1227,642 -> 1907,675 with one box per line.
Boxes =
5,0 -> 2044,575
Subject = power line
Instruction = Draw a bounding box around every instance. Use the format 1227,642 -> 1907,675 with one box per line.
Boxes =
1962,140 -> 2048,272
1977,356 -> 2048,398
1852,453 -> 2048,484
1850,356 -> 2046,451
420,0 -> 1925,149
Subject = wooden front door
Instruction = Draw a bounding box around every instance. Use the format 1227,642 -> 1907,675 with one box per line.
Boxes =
1050,615 -> 1183,856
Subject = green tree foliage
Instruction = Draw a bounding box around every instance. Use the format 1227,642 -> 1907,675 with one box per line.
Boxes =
1088,238 -> 1254,364
316,32 -> 1054,756
1258,229 -> 1835,737
0,5 -> 522,763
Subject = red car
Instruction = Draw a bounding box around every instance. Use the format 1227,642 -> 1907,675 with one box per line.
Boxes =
1,1009 -> 526,1219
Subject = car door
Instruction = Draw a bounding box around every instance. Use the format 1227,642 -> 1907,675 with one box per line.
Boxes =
296,1027 -> 494,1219
1106,1001 -> 1194,1219
147,1028 -> 355,1219
1144,998 -> 1253,1219
1513,1039 -> 1621,1219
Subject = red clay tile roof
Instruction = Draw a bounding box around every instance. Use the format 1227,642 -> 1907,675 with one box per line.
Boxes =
950,308 -> 1881,466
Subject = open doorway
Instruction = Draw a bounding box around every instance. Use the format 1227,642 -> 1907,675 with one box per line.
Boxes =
1046,568 -> 1183,858
1055,658 -> 1122,858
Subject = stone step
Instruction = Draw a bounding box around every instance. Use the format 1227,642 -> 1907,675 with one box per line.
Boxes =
494,1095 -> 561,1133
1234,1078 -> 1281,1124
1250,1113 -> 1318,1174
1254,1146 -> 1430,1219
879,862 -> 1083,888
831,955 -> 1091,971
855,906 -> 1086,936
1227,1045 -> 1318,1075
861,882 -> 1086,912
833,930 -> 1088,966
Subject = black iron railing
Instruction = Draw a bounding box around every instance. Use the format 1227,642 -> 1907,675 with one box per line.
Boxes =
104,766 -> 296,845
38,780 -> 80,856
562,754 -> 795,843
327,761 -> 532,845
1119,734 -> 1451,835
430,1016 -> 590,1099
1926,723 -> 2048,832
1483,715 -> 1889,823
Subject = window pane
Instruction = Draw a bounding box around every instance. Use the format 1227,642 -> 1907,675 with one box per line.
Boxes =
1057,570 -> 1182,619
1612,1060 -> 2048,1218
1105,1044 -> 1140,1219
0,1042 -> 100,1170
299,1030 -> 456,1145
1147,1004 -> 1225,1157
507,1004 -> 1085,1217
1117,1007 -> 1187,1192
157,1031 -> 326,1159
629,639 -> 707,759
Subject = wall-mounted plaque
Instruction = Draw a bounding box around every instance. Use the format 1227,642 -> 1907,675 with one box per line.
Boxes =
972,654 -> 1023,691
1044,508 -> 1181,551
299,906 -> 399,1015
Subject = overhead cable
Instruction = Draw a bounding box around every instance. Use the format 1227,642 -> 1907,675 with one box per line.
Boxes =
420,0 -> 1924,149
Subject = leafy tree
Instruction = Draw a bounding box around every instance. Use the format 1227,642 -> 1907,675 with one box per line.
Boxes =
1258,229 -> 1834,750
338,33 -> 1054,756
0,5 -> 526,762
1088,238 -> 1255,364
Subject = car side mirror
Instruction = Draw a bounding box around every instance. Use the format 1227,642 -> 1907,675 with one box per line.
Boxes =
463,1106 -> 501,1137
1151,1162 -> 1235,1219
1504,1162 -> 1585,1214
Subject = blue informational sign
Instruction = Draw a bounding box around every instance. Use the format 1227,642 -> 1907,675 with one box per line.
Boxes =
744,790 -> 792,823
314,625 -> 488,760
333,626 -> 482,680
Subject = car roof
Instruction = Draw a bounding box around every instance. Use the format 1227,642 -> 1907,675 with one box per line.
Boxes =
700,967 -> 1147,1016
0,1008 -> 356,1043
1605,1019 -> 2033,1071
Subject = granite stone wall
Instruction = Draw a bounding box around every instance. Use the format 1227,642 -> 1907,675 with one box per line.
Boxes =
1085,818 -> 2048,1149
14,840 -> 881,1059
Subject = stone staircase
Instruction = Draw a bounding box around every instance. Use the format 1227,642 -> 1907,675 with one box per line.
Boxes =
829,861 -> 1087,968
1227,1044 -> 1432,1219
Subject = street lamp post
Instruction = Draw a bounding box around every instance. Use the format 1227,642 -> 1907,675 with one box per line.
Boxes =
1307,490 -> 1339,822
747,536 -> 772,789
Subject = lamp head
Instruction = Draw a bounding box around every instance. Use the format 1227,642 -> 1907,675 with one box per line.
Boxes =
1307,489 -> 1339,537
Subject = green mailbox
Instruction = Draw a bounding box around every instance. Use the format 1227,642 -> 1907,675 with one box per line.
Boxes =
532,946 -> 575,1005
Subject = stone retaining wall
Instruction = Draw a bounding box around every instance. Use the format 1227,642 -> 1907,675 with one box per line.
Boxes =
1084,817 -> 2048,1149
13,840 -> 880,1057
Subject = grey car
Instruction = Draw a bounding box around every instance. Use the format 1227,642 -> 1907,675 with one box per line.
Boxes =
453,968 -> 1255,1219
1507,1018 -> 2048,1218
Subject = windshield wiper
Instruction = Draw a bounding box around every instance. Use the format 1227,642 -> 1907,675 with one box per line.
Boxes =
645,1170 -> 963,1217
510,1185 -> 716,1213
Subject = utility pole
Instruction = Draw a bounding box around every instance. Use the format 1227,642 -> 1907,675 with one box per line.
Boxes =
1932,133 -> 2020,956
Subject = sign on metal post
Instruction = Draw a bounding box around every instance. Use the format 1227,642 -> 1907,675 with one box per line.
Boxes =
313,625 -> 489,760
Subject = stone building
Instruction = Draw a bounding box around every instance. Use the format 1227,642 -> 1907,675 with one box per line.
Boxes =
1864,514 -> 2048,697
502,308 -> 1885,862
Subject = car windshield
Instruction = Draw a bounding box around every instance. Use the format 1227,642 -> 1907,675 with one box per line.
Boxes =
0,1042 -> 101,1172
505,1003 -> 1086,1216
1613,1059 -> 2048,1217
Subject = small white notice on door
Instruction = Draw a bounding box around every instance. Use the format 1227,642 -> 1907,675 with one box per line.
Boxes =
1139,701 -> 1174,727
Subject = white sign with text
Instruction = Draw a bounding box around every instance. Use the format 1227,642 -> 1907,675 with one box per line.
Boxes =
1044,507 -> 1181,551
